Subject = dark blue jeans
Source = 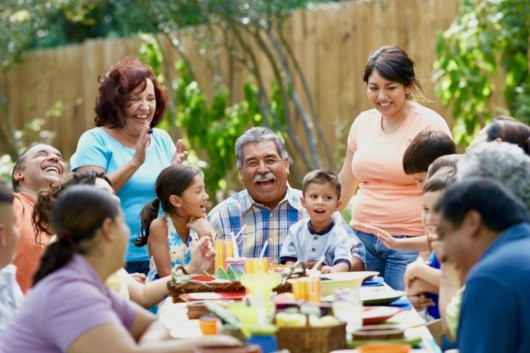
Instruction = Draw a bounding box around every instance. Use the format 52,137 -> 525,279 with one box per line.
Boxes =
356,230 -> 418,291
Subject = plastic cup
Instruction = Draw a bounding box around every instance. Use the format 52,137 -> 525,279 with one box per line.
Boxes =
226,257 -> 245,272
199,317 -> 219,335
291,277 -> 321,303
214,240 -> 234,271
332,287 -> 363,340
244,257 -> 269,274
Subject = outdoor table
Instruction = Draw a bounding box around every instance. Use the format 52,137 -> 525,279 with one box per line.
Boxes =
157,276 -> 442,353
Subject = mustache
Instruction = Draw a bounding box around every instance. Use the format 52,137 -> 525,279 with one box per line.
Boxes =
253,172 -> 276,183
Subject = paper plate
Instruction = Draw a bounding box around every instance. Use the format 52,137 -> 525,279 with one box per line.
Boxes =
180,291 -> 246,301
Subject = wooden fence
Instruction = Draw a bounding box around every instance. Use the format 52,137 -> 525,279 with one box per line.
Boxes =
1,0 -> 462,161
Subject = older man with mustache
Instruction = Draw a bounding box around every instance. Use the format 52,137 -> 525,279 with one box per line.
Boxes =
208,127 -> 365,269
11,143 -> 67,292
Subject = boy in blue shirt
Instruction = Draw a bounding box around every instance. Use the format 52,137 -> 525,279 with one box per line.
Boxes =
280,169 -> 354,273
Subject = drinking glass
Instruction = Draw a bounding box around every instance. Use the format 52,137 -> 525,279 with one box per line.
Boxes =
332,287 -> 363,340
291,277 -> 322,303
244,257 -> 269,274
214,240 -> 234,271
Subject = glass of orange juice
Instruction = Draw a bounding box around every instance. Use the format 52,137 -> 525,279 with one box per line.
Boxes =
214,240 -> 234,271
199,317 -> 219,335
291,277 -> 321,303
244,257 -> 269,274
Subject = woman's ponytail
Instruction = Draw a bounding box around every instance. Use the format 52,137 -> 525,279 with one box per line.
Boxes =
33,237 -> 76,285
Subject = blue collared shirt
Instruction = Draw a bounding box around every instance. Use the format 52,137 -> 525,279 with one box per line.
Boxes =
208,185 -> 365,265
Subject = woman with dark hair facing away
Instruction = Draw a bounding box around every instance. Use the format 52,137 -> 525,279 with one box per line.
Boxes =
338,45 -> 452,290
70,57 -> 188,275
468,115 -> 530,154
136,164 -> 216,282
0,185 -> 240,353
32,171 -> 214,309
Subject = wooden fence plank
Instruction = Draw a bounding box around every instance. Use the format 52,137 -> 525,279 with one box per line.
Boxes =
1,0 -> 467,163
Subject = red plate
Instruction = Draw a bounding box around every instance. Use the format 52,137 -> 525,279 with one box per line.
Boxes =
180,291 -> 246,301
362,306 -> 400,325
190,274 -> 216,282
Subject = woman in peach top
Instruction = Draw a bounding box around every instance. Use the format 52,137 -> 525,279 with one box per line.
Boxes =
338,45 -> 451,290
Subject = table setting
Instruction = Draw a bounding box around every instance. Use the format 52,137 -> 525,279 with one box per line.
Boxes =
158,250 -> 442,353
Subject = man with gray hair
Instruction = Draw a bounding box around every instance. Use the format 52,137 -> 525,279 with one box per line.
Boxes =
457,141 -> 530,208
435,141 -> 530,344
11,143 -> 66,293
208,127 -> 365,269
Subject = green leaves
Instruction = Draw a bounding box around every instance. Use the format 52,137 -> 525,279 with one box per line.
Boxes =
214,266 -> 244,280
434,0 -> 530,146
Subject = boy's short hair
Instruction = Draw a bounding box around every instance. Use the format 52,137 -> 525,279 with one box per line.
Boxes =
403,130 -> 456,175
423,169 -> 457,194
0,184 -> 14,204
302,169 -> 341,198
427,154 -> 461,179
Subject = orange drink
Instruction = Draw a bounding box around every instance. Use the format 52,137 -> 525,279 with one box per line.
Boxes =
291,277 -> 321,303
244,257 -> 269,274
198,317 -> 219,335
214,240 -> 234,271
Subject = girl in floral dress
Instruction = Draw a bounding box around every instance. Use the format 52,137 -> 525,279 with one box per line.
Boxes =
136,165 -> 216,282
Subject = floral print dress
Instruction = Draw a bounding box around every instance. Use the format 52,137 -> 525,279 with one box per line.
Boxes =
146,213 -> 197,282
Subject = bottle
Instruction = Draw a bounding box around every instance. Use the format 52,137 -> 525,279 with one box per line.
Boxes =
332,287 -> 363,340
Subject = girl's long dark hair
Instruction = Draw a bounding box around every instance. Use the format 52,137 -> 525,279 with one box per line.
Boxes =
135,165 -> 199,247
33,185 -> 120,285
33,171 -> 112,237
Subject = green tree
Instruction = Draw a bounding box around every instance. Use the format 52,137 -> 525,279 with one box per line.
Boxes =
0,0 -> 95,159
434,0 -> 530,145
147,0 -> 338,183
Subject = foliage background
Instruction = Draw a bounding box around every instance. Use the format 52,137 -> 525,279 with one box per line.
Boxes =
2,0 -> 529,196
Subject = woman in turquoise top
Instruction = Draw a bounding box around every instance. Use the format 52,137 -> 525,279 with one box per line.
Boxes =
136,165 -> 216,281
70,57 -> 187,274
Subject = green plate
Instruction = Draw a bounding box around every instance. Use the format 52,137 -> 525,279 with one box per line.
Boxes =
347,336 -> 422,348
360,287 -> 405,306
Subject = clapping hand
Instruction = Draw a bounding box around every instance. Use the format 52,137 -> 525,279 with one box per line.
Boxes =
172,139 -> 188,165
131,125 -> 151,167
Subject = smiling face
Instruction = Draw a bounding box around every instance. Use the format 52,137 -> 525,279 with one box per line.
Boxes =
301,182 -> 342,232
435,210 -> 480,274
174,174 -> 209,219
239,140 -> 290,209
121,78 -> 156,136
421,190 -> 442,242
13,144 -> 66,195
367,70 -> 411,121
